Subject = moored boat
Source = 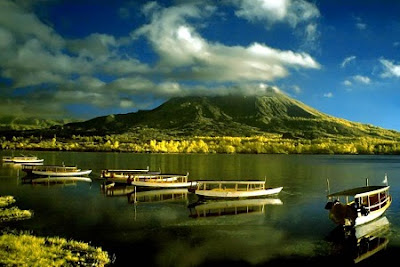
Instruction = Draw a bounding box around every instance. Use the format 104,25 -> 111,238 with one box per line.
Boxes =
22,164 -> 92,177
101,166 -> 160,178
325,176 -> 391,227
101,167 -> 161,184
2,155 -> 44,164
191,180 -> 283,198
130,172 -> 195,188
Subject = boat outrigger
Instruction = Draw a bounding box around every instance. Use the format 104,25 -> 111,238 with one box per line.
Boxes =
190,180 -> 283,198
325,176 -> 392,227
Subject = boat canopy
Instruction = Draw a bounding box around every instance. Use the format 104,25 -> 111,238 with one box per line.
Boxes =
328,186 -> 390,198
196,181 -> 265,185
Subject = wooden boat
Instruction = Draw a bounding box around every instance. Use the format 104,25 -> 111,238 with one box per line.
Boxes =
101,166 -> 160,178
191,180 -> 283,198
129,172 -> 194,188
325,176 -> 391,227
189,198 -> 283,218
22,164 -> 92,177
2,155 -> 44,164
101,167 -> 161,184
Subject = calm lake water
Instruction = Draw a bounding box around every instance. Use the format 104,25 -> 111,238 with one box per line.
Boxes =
1,151 -> 400,266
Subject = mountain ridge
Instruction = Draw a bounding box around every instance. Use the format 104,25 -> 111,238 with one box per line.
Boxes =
55,91 -> 400,140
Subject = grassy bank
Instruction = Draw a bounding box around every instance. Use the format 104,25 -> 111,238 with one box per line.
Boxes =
0,196 -> 110,266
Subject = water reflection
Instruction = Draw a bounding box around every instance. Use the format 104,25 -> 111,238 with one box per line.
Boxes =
128,188 -> 188,204
188,198 -> 283,218
20,175 -> 92,186
101,184 -> 136,197
328,216 -> 390,264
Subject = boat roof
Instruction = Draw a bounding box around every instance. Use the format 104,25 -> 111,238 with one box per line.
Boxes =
328,185 -> 390,198
196,180 -> 265,185
104,169 -> 150,173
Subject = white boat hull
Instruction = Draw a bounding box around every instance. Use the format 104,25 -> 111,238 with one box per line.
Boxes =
32,169 -> 92,177
13,159 -> 44,164
355,198 -> 392,226
195,186 -> 283,198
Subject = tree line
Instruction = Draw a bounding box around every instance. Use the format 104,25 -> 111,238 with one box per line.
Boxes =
1,134 -> 400,155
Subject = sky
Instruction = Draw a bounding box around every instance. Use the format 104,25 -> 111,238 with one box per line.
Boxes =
1,0 -> 400,131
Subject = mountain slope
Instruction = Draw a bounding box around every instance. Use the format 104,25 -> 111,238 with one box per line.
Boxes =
58,91 -> 400,140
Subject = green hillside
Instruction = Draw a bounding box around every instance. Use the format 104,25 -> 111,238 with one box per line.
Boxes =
0,116 -> 76,131
58,91 -> 400,140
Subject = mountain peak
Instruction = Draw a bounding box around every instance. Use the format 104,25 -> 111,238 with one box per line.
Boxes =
59,92 -> 399,140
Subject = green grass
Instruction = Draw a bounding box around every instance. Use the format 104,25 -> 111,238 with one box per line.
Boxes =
0,196 -> 110,266
0,207 -> 33,222
0,231 -> 110,266
0,196 -> 16,208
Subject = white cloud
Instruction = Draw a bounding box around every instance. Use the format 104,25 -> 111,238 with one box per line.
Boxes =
0,0 -> 322,119
380,58 -> 400,78
353,75 -> 371,84
323,92 -> 333,98
341,56 -> 356,68
343,80 -> 352,86
134,2 -> 320,83
354,16 -> 367,30
232,0 -> 320,27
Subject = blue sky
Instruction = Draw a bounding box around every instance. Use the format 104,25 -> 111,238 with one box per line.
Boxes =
1,0 -> 400,131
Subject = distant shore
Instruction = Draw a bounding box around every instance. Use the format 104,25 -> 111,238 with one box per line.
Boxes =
1,135 -> 400,155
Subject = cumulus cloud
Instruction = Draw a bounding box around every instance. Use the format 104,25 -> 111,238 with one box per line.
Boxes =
343,75 -> 371,87
232,0 -> 320,49
380,58 -> 400,78
343,80 -> 352,86
134,1 -> 320,83
323,92 -> 333,98
0,0 -> 321,119
353,75 -> 371,84
232,0 -> 320,27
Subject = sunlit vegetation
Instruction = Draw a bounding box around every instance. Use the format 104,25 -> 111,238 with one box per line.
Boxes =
0,207 -> 32,222
0,196 -> 16,208
0,196 -> 110,266
1,134 -> 400,155
0,196 -> 32,222
0,231 -> 110,266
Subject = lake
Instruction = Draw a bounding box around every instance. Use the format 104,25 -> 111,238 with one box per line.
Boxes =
1,151 -> 400,266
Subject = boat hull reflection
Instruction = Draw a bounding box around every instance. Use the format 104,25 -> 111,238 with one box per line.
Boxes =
328,216 -> 390,264
128,188 -> 188,204
189,198 -> 283,218
101,185 -> 136,197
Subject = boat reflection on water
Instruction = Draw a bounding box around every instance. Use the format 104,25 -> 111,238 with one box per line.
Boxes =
21,176 -> 92,186
128,188 -> 189,204
188,198 -> 283,218
101,184 -> 136,197
328,216 -> 390,264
